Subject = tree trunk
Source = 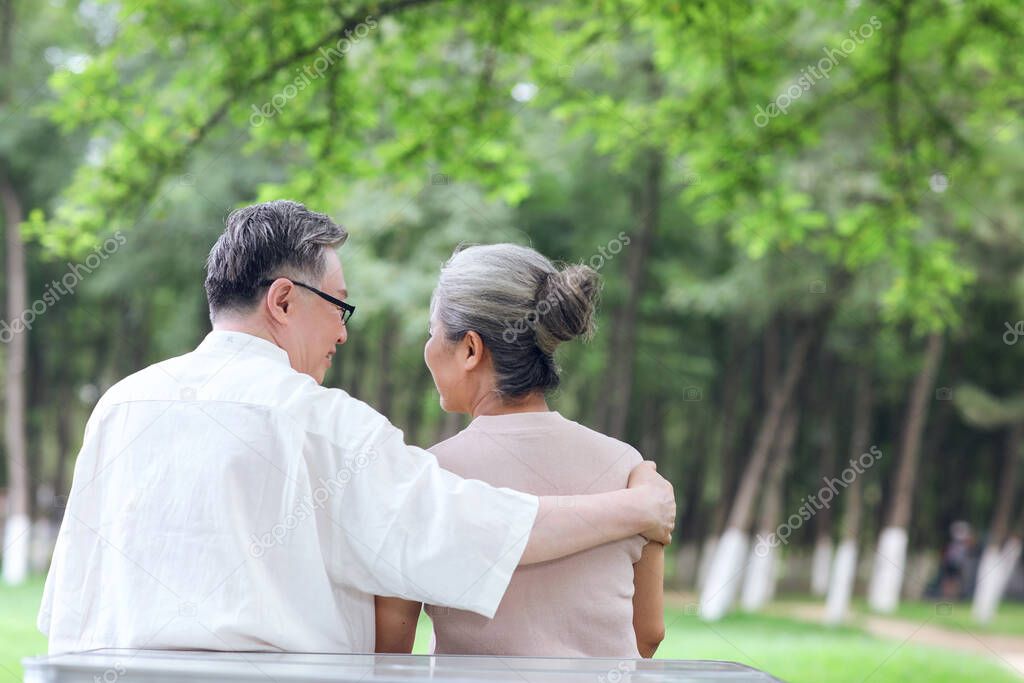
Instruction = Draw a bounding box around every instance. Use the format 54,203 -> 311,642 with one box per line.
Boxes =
52,389 -> 73,520
25,338 -> 53,571
24,340 -> 40,523
639,393 -> 667,470
742,402 -> 799,611
727,325 -> 813,532
868,332 -> 945,613
811,356 -> 838,596
987,425 -> 1020,545
674,540 -> 701,591
912,386 -> 955,550
402,366 -> 432,448
596,57 -> 662,439
696,534 -> 719,593
700,331 -> 757,589
710,336 -> 747,531
376,314 -> 396,417
697,337 -> 748,590
825,364 -> 874,625
1,161 -> 31,585
344,323 -> 366,399
761,322 -> 780,408
678,426 -> 707,549
700,322 -> 815,620
972,423 -> 1023,624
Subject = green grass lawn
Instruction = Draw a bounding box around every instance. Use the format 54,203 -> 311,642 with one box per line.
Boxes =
0,577 -> 47,683
653,608 -> 1015,683
409,603 -> 1013,682
3,578 -> 1016,683
848,596 -> 1024,636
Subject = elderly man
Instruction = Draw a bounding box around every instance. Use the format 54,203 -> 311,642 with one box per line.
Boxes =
39,200 -> 674,655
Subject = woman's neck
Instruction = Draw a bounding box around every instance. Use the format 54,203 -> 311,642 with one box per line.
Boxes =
470,390 -> 549,418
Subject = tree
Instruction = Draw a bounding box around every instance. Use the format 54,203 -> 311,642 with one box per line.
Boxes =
809,355 -> 838,596
953,385 -> 1024,623
741,400 -> 799,611
1,158 -> 29,584
0,0 -> 30,585
868,332 -> 944,613
701,318 -> 816,620
9,0 -> 1022,616
824,364 -> 874,624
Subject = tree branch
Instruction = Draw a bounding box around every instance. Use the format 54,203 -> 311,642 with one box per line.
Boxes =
887,0 -> 912,199
904,67 -> 978,159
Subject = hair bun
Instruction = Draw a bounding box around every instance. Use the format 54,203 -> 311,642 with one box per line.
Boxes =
534,264 -> 601,352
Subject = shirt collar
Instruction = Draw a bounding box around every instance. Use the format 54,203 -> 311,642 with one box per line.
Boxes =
197,330 -> 293,367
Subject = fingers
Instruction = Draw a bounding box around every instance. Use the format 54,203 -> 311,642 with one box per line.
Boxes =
630,459 -> 675,545
641,516 -> 674,545
659,498 -> 676,545
627,462 -> 651,487
643,526 -> 672,545
627,460 -> 660,487
634,461 -> 656,475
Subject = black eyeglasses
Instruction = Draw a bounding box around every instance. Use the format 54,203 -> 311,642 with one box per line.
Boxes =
259,278 -> 355,325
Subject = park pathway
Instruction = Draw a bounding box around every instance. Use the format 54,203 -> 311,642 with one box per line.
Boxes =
776,602 -> 1024,680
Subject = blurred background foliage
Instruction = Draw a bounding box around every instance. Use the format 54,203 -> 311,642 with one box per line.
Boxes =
1,0 -> 1024,680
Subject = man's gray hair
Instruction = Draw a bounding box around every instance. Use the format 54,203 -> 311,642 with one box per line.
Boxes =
431,244 -> 600,398
204,200 -> 348,318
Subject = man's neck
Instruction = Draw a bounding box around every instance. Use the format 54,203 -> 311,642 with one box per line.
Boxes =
212,318 -> 277,347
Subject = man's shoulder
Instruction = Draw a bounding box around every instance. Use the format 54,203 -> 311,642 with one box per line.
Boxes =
95,353 -> 191,405
280,381 -> 393,449
90,348 -> 397,451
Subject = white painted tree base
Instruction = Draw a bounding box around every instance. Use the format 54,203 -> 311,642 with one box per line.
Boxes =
868,526 -> 907,613
2,514 -> 31,585
740,542 -> 776,612
824,539 -> 858,625
976,545 -> 1001,594
700,528 -> 748,621
697,535 -> 718,591
972,539 -> 1022,624
811,537 -> 833,596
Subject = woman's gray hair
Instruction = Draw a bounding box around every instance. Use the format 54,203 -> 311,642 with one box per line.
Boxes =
431,244 -> 601,398
204,200 -> 348,318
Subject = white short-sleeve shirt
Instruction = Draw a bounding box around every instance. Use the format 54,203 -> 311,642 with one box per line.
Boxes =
39,331 -> 539,654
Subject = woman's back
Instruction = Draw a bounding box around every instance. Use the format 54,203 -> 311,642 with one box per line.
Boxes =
425,411 -> 644,657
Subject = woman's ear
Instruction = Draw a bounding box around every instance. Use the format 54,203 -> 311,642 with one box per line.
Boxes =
461,330 -> 486,371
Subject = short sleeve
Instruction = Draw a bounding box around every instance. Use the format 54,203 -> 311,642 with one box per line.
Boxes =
325,425 -> 539,618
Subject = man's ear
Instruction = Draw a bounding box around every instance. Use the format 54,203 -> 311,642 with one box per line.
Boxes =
462,330 -> 486,371
266,279 -> 294,324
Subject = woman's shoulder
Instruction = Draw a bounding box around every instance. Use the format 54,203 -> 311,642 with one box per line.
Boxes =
428,429 -> 470,460
427,427 -> 484,472
427,412 -> 646,479
555,414 -> 645,466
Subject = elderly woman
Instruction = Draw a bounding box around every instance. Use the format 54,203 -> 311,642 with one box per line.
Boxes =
375,244 -> 665,658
